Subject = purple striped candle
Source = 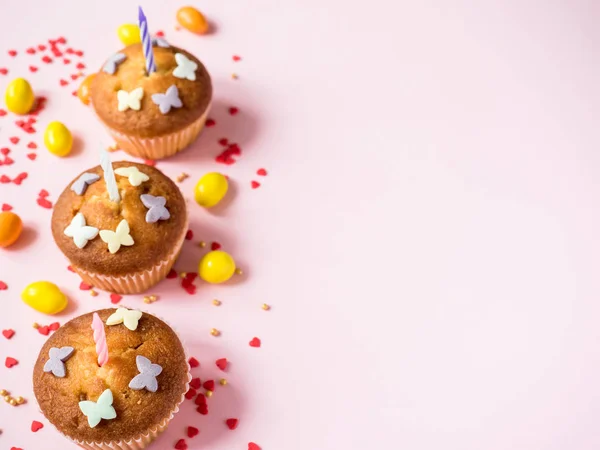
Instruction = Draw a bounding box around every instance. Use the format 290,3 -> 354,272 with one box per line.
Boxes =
138,6 -> 156,74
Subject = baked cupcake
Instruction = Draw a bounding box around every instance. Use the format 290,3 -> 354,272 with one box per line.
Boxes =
51,160 -> 187,294
33,308 -> 190,450
91,41 -> 212,159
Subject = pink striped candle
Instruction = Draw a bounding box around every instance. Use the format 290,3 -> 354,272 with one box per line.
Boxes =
91,312 -> 109,366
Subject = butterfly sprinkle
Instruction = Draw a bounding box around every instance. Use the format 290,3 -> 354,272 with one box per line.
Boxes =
117,87 -> 144,112
140,194 -> 170,223
151,85 -> 182,114
43,346 -> 74,378
102,53 -> 126,75
114,166 -> 149,186
79,389 -> 117,428
64,213 -> 99,249
173,53 -> 198,81
106,307 -> 143,331
129,356 -> 163,392
99,219 -> 134,253
71,172 -> 100,195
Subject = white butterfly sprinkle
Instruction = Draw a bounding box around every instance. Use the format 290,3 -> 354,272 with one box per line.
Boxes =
99,219 -> 134,254
114,166 -> 150,187
106,307 -> 143,331
79,389 -> 117,428
64,213 -> 99,249
117,87 -> 144,112
172,53 -> 198,81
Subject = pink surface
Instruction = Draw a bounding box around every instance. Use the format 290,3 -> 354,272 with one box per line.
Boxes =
1,1 -> 600,449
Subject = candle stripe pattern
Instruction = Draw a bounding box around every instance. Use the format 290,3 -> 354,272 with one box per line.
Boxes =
138,6 -> 156,74
91,312 -> 109,367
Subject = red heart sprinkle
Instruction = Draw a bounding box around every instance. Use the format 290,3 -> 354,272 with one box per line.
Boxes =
10,137 -> 19,144
110,293 -> 122,304
67,265 -> 74,272
58,36 -> 67,44
39,189 -> 49,198
185,229 -> 193,240
0,281 -> 7,289
38,326 -> 50,336
188,357 -> 200,368
5,357 -> 18,368
257,168 -> 267,176
185,272 -> 197,282
2,329 -> 15,339
216,358 -> 228,371
59,79 -> 68,86
0,148 -> 9,155
206,118 -> 215,127
225,418 -> 239,430
203,380 -> 215,391
53,50 -> 63,57
228,107 -> 239,115
251,181 -> 261,189
144,159 -> 156,166
27,153 -> 37,160
174,439 -> 187,450
166,269 -> 177,279
3,157 -> 14,165
197,404 -> 208,415
156,30 -> 165,37
233,55 -> 241,61
27,142 -> 37,149
31,420 -> 44,432
38,44 -> 46,51
211,242 -> 221,251
79,282 -> 92,290
0,109 -> 6,116
189,377 -> 202,390
11,447 -> 23,450
183,283 -> 196,295
29,65 -> 38,72
70,74 -> 79,81
76,62 -> 86,69
0,175 -> 11,183
75,50 -> 84,57
194,393 -> 207,406
42,55 -> 52,63
1,204 -> 12,211
0,68 -> 7,75
37,198 -> 52,209
185,388 -> 197,400
72,90 -> 77,97
26,47 -> 36,54
16,172 -> 28,180
66,48 -> 74,54
49,322 -> 60,331
8,50 -> 17,57
218,138 -> 228,146
249,337 -> 261,347
187,426 -> 199,438
63,58 -> 71,64
248,443 -> 261,450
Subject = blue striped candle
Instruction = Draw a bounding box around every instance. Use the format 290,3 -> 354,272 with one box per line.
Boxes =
138,6 -> 156,74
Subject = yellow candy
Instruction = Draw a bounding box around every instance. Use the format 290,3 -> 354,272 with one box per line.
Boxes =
199,251 -> 236,284
21,281 -> 68,315
44,121 -> 73,157
117,24 -> 141,46
5,78 -> 35,115
194,173 -> 228,208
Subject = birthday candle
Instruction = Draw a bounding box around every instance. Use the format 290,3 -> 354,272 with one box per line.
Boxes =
92,312 -> 109,367
138,6 -> 156,74
100,149 -> 120,202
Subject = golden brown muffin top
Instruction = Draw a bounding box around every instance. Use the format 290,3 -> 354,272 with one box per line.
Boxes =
91,44 -> 212,138
33,309 -> 188,443
51,161 -> 187,276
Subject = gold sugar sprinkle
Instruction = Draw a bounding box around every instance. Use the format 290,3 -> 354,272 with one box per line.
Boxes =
143,297 -> 151,304
212,299 -> 221,306
198,241 -> 206,248
15,396 -> 24,405
219,378 -> 228,386
90,290 -> 98,297
210,328 -> 220,337
0,389 -> 7,396
176,173 -> 189,183
32,322 -> 39,329
180,272 -> 188,278
235,268 -> 243,275
262,303 -> 271,311
108,143 -> 119,152
231,73 -> 238,80
4,395 -> 11,402
205,390 -> 213,398
8,398 -> 16,406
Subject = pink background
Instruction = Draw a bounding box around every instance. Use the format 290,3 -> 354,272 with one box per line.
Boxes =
1,0 -> 600,449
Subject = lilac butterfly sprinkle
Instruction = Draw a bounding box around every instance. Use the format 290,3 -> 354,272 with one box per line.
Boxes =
151,85 -> 182,114
71,172 -> 100,195
128,356 -> 163,392
151,37 -> 170,48
140,194 -> 170,223
102,53 -> 127,75
43,346 -> 74,378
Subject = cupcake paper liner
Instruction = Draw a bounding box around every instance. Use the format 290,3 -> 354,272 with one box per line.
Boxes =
103,105 -> 211,160
72,215 -> 188,295
34,310 -> 192,450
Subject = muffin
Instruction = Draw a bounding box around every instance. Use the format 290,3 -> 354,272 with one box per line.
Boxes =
91,41 -> 212,160
33,308 -> 190,449
51,161 -> 188,294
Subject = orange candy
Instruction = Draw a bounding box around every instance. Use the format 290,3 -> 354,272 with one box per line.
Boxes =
0,211 -> 22,247
176,6 -> 209,34
77,74 -> 95,106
